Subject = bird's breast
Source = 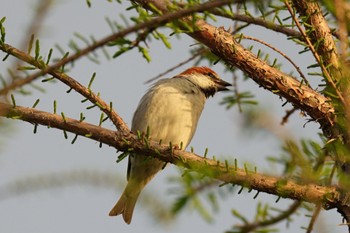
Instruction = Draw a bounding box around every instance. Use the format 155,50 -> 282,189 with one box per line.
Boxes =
132,83 -> 205,148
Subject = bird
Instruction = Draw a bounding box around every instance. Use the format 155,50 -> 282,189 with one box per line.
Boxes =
109,66 -> 231,224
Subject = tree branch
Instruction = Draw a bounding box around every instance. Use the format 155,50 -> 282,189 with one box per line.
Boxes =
285,1 -> 345,105
133,0 -> 335,136
209,9 -> 302,38
292,0 -> 339,71
0,1 -> 336,135
0,101 -> 345,209
290,2 -> 350,227
236,200 -> 302,232
0,43 -> 129,132
0,0 -> 233,96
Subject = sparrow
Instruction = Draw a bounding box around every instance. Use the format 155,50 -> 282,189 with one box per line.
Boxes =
109,66 -> 231,224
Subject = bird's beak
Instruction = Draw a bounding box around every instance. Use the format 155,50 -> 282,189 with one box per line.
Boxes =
216,79 -> 232,92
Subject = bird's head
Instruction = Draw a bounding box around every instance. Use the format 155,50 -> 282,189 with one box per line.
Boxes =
176,66 -> 231,98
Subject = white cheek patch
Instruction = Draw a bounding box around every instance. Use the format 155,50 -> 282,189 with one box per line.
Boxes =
185,74 -> 215,90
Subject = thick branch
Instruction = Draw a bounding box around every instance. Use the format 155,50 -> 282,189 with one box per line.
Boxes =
192,25 -> 333,123
0,102 -> 344,208
134,0 -> 335,135
284,1 -> 344,106
292,0 -> 339,71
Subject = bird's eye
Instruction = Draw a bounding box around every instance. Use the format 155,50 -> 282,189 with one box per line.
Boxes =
206,72 -> 216,79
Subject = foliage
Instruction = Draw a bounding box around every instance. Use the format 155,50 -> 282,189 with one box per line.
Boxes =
0,0 -> 350,233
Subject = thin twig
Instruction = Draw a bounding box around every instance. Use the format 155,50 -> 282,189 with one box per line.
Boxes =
242,35 -> 310,88
144,48 -> 207,84
306,204 -> 322,233
1,0 -> 54,99
237,201 -> 302,232
0,43 -> 129,132
211,8 -> 302,38
0,0 -> 234,96
281,107 -> 298,125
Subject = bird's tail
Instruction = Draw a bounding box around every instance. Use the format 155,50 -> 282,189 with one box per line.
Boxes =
109,183 -> 141,224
